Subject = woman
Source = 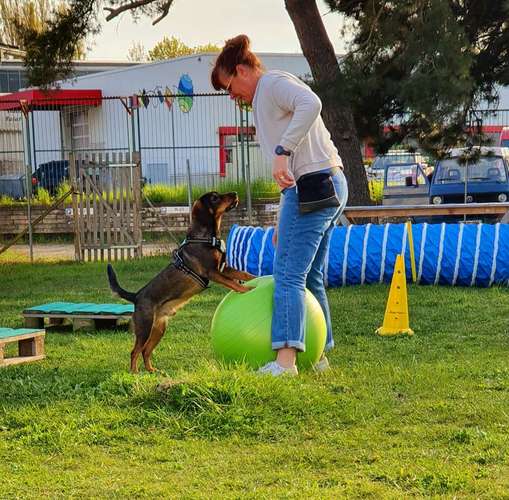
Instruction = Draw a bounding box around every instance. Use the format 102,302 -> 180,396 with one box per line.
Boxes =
211,35 -> 348,376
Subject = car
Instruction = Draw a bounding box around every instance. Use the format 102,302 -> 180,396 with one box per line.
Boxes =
0,174 -> 27,199
31,160 -> 69,195
429,147 -> 509,205
382,162 -> 430,206
368,151 -> 429,179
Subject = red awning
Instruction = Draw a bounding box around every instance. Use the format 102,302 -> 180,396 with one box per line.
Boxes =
0,89 -> 102,111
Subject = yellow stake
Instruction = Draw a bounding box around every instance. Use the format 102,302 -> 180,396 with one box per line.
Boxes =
376,254 -> 414,337
406,220 -> 417,283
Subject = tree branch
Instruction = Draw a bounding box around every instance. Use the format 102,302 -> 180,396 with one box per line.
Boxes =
104,0 -> 158,21
152,0 -> 174,25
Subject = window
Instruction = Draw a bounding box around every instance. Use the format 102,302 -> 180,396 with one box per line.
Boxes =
386,164 -> 426,187
8,71 -> 19,91
0,71 -> 9,92
69,109 -> 90,150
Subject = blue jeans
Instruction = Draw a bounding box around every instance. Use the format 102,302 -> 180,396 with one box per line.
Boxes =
272,168 -> 348,352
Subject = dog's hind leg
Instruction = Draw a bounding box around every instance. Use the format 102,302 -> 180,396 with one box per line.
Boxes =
142,316 -> 168,372
131,309 -> 154,373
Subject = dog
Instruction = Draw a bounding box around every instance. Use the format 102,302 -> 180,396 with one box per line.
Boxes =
107,191 -> 256,373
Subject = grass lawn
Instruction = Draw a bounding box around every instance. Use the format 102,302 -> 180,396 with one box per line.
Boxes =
1,256 -> 509,498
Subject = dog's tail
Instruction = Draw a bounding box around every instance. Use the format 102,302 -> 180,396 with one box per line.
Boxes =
107,264 -> 137,303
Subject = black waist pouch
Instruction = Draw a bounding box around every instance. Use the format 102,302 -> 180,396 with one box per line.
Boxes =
296,167 -> 341,214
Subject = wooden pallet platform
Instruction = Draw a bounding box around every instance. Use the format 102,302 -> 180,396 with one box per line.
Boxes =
23,302 -> 134,331
0,328 -> 45,367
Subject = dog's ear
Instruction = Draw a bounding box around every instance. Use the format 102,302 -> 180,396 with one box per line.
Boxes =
191,199 -> 213,225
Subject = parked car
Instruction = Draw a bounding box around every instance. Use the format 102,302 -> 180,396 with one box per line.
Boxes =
32,160 -> 69,195
429,147 -> 509,205
382,162 -> 430,206
0,174 -> 26,199
369,151 -> 430,179
31,159 -> 147,196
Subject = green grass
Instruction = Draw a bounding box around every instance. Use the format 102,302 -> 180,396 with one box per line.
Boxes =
0,179 -> 280,207
1,257 -> 509,498
143,178 -> 279,204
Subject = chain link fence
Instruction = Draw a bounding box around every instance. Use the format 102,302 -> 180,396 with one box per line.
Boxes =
0,93 -> 275,198
1,93 -> 509,259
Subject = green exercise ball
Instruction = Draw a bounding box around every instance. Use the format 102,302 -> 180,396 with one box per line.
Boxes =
211,275 -> 326,369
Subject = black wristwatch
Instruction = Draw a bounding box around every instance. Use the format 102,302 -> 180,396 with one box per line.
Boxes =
275,145 -> 291,156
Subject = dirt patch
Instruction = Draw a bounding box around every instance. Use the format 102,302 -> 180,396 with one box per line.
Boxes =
3,242 -> 177,261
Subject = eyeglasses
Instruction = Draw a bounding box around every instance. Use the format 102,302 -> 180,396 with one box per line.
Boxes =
224,73 -> 235,93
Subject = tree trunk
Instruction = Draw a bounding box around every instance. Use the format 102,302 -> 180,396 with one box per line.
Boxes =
285,0 -> 371,206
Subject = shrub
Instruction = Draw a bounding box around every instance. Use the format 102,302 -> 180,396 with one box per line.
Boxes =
0,195 -> 15,206
55,181 -> 73,205
368,179 -> 383,203
33,188 -> 52,205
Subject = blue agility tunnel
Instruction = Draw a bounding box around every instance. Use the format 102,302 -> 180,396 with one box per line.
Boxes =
226,223 -> 509,287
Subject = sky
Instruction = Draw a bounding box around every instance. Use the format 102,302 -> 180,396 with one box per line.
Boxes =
87,0 -> 349,61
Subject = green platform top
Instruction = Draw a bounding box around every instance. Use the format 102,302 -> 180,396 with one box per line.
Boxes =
24,302 -> 134,316
0,328 -> 44,339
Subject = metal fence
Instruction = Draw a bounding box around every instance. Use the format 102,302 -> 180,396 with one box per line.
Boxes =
2,98 -> 509,198
0,93 -> 274,199
2,96 -> 509,257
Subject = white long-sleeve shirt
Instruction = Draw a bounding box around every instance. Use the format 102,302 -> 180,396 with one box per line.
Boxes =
252,70 -> 342,180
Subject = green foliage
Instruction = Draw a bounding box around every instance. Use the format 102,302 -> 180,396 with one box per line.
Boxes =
20,0 -> 99,87
0,258 -> 509,496
326,0 -> 509,155
148,36 -> 220,61
33,186 -> 51,205
0,0 -> 85,58
368,179 -> 383,203
0,194 -> 16,205
143,179 -> 279,204
0,180 -> 280,206
55,179 -> 72,203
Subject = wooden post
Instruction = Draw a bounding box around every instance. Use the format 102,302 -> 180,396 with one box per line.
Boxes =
69,152 -> 81,262
132,152 -> 143,258
186,159 -> 193,224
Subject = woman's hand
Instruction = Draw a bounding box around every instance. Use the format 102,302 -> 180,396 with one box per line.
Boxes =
272,156 -> 295,190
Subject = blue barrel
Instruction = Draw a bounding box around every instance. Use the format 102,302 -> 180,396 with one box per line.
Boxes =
226,223 -> 509,287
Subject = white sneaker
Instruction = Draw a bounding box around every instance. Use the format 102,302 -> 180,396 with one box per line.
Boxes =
257,361 -> 298,377
313,356 -> 330,373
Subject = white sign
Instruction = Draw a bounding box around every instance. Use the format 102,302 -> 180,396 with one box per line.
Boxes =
160,206 -> 190,214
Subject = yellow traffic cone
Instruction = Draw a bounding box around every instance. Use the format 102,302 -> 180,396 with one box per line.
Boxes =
376,254 -> 414,337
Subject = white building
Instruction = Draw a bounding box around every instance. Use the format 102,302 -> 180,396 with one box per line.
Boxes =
2,52 -> 509,190
54,53 -> 315,185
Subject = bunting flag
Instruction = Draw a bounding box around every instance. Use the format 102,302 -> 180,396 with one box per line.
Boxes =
164,86 -> 174,110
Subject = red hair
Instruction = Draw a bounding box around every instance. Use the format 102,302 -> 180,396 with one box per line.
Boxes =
211,34 -> 263,91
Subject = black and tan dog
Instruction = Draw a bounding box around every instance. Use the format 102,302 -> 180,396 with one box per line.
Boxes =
107,191 -> 255,373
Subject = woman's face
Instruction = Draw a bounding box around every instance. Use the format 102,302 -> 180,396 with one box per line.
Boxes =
219,64 -> 261,105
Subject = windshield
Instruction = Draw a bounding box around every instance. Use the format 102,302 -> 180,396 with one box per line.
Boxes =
434,156 -> 508,184
372,154 -> 419,170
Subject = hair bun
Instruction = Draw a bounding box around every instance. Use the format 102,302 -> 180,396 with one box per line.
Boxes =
225,34 -> 251,53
